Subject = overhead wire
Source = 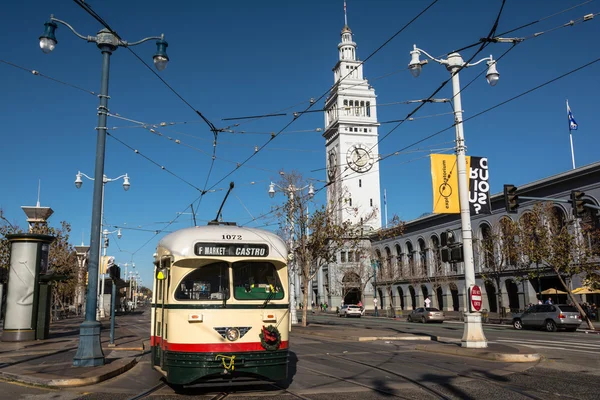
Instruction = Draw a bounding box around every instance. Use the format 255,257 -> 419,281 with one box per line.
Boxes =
71,0 -> 223,224
203,0 -> 442,194
1,59 -> 97,96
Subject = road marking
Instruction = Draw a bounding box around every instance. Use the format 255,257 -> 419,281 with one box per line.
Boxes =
496,338 -> 600,348
502,344 -> 600,355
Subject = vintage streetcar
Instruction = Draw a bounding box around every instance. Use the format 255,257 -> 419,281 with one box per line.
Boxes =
151,223 -> 290,386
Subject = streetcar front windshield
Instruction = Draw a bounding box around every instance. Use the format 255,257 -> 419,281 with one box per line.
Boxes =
232,261 -> 284,300
175,261 -> 230,301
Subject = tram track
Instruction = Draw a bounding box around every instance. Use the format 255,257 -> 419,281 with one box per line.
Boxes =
320,340 -> 550,400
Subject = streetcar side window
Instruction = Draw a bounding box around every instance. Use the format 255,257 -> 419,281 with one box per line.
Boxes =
232,261 -> 284,300
174,262 -> 230,301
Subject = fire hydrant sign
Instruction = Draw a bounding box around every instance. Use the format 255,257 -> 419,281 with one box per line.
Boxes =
471,285 -> 482,312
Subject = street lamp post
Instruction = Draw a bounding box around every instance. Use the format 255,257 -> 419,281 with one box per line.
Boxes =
268,181 -> 314,325
41,15 -> 169,367
75,171 -> 129,319
100,228 -> 122,318
408,44 -> 500,348
371,259 -> 379,316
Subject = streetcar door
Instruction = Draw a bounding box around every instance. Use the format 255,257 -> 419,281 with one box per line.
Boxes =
154,265 -> 168,368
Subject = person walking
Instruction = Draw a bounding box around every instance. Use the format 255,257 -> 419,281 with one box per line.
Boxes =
545,297 -> 553,305
373,297 -> 379,317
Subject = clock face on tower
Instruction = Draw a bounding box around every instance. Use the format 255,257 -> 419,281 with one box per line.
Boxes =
346,144 -> 374,173
328,150 -> 337,178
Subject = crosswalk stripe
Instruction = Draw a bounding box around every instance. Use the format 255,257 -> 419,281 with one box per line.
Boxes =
496,338 -> 600,348
505,344 -> 600,355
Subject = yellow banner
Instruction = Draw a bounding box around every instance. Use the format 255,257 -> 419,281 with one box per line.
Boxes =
100,256 -> 114,274
430,154 -> 470,214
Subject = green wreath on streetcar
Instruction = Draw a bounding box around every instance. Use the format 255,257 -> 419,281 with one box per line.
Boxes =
259,325 -> 281,351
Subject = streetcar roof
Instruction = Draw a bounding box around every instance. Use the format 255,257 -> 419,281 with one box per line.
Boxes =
156,225 -> 288,260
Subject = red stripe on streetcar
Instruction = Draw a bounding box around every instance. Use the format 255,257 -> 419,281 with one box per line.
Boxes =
151,336 -> 288,352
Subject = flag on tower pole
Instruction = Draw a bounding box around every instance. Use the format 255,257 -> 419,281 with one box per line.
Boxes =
567,100 -> 578,169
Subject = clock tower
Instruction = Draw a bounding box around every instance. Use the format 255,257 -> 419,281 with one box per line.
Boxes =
323,21 -> 382,231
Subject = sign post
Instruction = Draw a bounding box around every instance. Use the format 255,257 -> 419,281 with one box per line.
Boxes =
470,285 -> 482,312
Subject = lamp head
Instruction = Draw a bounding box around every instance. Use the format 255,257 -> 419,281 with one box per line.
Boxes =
408,45 -> 422,78
486,58 -> 500,87
268,182 -> 275,198
39,19 -> 58,54
308,183 -> 314,199
117,229 -> 122,239
153,36 -> 169,71
75,172 -> 83,189
122,174 -> 130,191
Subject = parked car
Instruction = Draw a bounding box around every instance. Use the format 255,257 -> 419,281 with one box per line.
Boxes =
407,307 -> 445,323
512,304 -> 582,332
338,304 -> 362,318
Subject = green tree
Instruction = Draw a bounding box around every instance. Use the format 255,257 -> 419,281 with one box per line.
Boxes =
518,203 -> 598,330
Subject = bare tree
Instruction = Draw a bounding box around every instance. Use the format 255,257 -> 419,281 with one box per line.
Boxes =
273,172 -> 363,327
476,218 -> 520,316
518,202 -> 599,330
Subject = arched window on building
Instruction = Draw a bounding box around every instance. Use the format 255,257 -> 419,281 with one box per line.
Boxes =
366,101 -> 371,117
406,241 -> 415,276
430,235 -> 443,277
499,217 -> 519,267
375,248 -> 383,281
580,199 -> 600,255
418,238 -> 428,277
395,243 -> 403,277
480,223 -> 493,273
384,246 -> 392,279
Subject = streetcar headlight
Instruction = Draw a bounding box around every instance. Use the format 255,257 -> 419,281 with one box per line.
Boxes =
226,328 -> 240,341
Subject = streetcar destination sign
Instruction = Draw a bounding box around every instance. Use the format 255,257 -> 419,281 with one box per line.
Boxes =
194,243 -> 269,257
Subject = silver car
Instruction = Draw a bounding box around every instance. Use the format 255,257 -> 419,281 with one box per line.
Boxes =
339,305 -> 362,318
512,304 -> 582,332
407,307 -> 445,323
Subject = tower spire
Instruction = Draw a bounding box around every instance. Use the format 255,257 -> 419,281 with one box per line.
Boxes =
344,0 -> 348,26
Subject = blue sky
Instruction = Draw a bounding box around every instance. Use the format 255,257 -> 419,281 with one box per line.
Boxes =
2,0 -> 599,287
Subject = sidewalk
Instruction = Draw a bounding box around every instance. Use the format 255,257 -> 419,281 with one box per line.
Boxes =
0,311 -> 147,388
297,318 -> 542,363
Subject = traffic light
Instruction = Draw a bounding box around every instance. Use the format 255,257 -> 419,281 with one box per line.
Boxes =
440,230 -> 456,247
571,190 -> 585,218
440,244 -> 464,263
503,184 -> 519,214
108,265 -> 121,280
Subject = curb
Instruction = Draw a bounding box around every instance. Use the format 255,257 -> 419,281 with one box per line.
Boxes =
357,336 -> 431,342
414,344 -> 542,363
0,356 -> 138,388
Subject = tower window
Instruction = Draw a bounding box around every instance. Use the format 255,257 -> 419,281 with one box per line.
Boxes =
370,199 -> 373,206
366,101 -> 371,117
349,198 -> 352,206
354,128 -> 358,132
359,179 -> 362,187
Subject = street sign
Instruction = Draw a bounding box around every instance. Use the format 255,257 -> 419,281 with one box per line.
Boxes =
471,285 -> 482,312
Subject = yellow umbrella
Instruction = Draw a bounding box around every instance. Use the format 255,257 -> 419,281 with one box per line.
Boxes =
540,288 -> 568,295
573,287 -> 600,295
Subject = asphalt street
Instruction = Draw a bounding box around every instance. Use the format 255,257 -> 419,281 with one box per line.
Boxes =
0,312 -> 599,399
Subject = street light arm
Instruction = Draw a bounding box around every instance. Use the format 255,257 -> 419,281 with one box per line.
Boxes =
466,55 -> 494,68
77,171 -> 95,181
50,17 -> 93,42
413,46 -> 445,64
124,35 -> 164,47
104,174 -> 129,182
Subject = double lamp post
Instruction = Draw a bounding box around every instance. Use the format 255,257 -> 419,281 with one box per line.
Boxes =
268,182 -> 314,325
40,15 -> 169,367
75,171 -> 128,319
408,44 -> 500,348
